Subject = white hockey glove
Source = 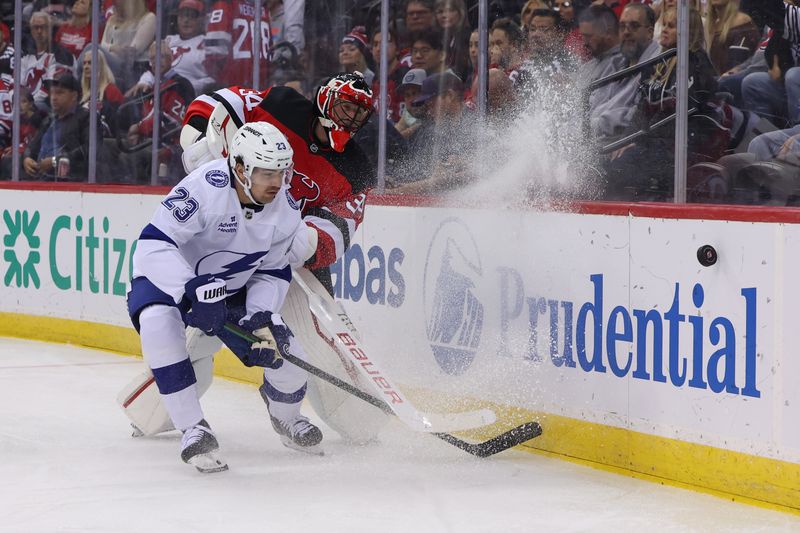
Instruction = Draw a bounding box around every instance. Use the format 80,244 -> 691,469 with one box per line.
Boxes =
287,224 -> 319,267
181,136 -> 216,173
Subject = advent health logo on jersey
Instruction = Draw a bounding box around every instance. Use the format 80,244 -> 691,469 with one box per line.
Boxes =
2,208 -> 138,297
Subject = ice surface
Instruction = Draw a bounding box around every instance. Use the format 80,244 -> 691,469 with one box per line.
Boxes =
1,337 -> 797,533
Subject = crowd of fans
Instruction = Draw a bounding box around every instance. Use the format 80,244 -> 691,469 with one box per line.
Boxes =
0,0 -> 797,205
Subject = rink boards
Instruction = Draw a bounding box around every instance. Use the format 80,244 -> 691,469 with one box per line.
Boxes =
0,185 -> 798,512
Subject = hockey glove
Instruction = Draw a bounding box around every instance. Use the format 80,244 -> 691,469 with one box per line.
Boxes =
236,311 -> 291,369
184,275 -> 228,335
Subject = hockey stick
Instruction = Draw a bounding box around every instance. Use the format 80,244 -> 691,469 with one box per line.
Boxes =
291,270 -> 496,433
223,322 -> 542,458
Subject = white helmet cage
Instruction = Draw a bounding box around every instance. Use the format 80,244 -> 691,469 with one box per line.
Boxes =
228,122 -> 294,205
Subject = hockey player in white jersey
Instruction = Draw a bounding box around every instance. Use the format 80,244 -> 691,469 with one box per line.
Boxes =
126,121 -> 321,473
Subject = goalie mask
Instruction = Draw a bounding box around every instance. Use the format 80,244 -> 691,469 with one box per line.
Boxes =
314,72 -> 373,152
228,122 -> 294,206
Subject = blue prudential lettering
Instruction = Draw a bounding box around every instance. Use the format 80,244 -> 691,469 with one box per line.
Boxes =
520,274 -> 760,399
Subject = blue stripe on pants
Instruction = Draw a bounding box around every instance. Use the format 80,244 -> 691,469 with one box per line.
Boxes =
261,379 -> 307,404
152,358 -> 197,395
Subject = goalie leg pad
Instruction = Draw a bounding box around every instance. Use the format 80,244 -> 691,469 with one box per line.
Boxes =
281,272 -> 390,443
118,325 -> 221,437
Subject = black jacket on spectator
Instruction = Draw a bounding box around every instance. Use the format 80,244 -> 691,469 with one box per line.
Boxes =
741,0 -> 784,35
604,50 -> 724,200
24,105 -> 107,180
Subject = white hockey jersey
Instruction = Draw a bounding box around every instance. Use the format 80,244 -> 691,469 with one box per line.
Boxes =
133,159 -> 305,313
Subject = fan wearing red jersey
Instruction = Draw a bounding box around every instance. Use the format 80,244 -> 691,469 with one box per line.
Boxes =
204,0 -> 273,88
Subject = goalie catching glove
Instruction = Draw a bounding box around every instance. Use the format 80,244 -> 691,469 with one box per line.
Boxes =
232,311 -> 292,369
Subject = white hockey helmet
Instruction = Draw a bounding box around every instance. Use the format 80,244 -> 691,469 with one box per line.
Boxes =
228,121 -> 294,205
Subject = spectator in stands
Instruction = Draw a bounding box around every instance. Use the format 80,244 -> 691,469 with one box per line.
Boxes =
435,0 -> 471,82
520,8 -> 577,98
24,0 -> 72,27
340,26 -> 375,86
521,0 -> 550,31
740,2 -> 800,128
604,8 -> 720,200
1,86 -> 43,179
472,67 -> 517,122
22,73 -> 98,181
79,47 -> 124,137
126,0 -> 212,95
371,27 -> 409,124
204,0 -> 273,88
392,71 -> 475,192
747,125 -> 800,162
55,0 -> 92,62
101,0 -> 156,89
269,0 -> 306,57
22,12 -> 75,111
592,0 -> 631,19
490,18 -> 526,84
555,0 -> 589,61
577,4 -> 620,118
411,29 -> 449,75
0,21 -> 14,77
395,67 -> 427,138
465,28 -> 478,97
406,0 -> 437,37
526,8 -> 576,69
591,3 -> 660,139
124,42 -> 194,183
705,0 -> 760,75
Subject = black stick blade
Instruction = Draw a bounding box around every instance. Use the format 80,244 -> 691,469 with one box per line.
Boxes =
434,421 -> 543,458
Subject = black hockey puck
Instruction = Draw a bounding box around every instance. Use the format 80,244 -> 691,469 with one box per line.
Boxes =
697,245 -> 717,267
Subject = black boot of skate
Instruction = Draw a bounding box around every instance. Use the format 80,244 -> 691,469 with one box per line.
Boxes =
181,419 -> 228,473
259,384 -> 324,455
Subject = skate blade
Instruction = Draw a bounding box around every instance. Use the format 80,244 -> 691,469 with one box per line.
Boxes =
186,451 -> 229,473
279,436 -> 324,456
131,424 -> 145,438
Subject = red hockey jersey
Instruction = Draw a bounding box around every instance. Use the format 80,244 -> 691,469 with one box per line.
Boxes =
204,0 -> 273,88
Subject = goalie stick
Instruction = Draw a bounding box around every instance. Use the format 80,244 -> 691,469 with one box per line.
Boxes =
291,270 -> 496,433
224,322 -> 542,458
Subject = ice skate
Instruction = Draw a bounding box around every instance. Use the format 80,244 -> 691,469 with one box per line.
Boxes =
181,419 -> 228,473
260,384 -> 324,455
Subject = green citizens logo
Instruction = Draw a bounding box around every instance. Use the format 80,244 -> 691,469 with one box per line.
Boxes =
3,210 -> 41,288
2,210 -> 137,295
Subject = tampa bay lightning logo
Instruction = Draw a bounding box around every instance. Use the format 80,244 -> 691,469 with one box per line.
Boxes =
195,250 -> 267,292
423,218 -> 484,375
285,189 -> 300,210
205,169 -> 229,188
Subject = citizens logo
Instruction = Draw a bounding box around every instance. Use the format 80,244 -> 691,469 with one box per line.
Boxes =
3,210 -> 41,288
423,218 -> 484,375
2,210 -> 137,296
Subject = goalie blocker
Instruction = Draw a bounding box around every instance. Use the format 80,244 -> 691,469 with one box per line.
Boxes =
119,269 -> 390,443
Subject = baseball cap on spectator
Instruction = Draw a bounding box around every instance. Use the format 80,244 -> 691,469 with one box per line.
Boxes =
400,68 -> 427,91
50,73 -> 81,95
412,71 -> 462,106
178,0 -> 204,12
